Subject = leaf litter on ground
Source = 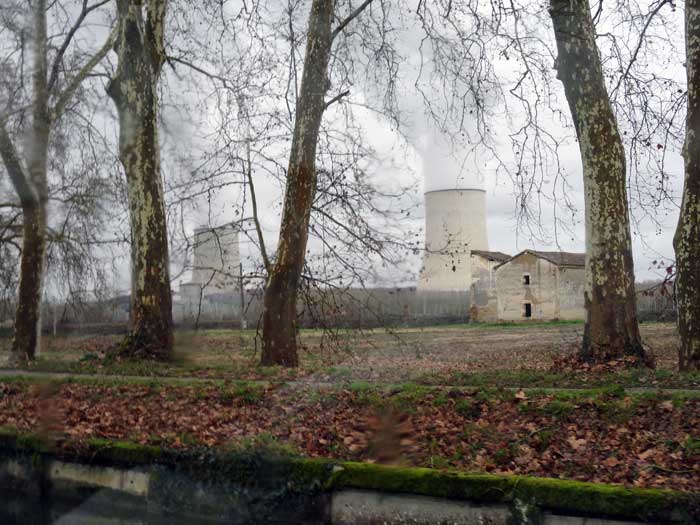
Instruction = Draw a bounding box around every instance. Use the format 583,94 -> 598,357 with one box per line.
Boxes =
0,379 -> 698,492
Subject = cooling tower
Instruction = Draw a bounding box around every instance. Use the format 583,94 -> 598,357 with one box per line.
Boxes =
418,188 -> 489,291
190,224 -> 240,293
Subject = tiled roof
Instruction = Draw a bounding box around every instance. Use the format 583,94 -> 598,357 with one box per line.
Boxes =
495,250 -> 586,269
470,250 -> 512,262
529,251 -> 586,267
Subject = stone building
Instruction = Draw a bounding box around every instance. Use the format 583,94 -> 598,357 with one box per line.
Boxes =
482,250 -> 586,322
417,187 -> 587,322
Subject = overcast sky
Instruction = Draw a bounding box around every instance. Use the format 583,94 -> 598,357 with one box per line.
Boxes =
1,0 -> 681,295
176,0 -> 685,286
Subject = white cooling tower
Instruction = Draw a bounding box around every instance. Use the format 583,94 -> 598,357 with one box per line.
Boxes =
190,224 -> 240,293
418,188 -> 489,291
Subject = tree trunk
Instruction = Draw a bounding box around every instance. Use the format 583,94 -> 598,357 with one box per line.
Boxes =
10,203 -> 46,362
9,0 -> 50,363
0,122 -> 49,364
107,0 -> 173,359
674,0 -> 700,371
261,0 -> 335,367
549,0 -> 651,365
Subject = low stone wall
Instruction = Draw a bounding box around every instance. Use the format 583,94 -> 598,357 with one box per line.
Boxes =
0,431 -> 696,524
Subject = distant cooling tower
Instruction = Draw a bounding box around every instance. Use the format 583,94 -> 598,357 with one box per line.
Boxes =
418,188 -> 489,291
190,224 -> 240,292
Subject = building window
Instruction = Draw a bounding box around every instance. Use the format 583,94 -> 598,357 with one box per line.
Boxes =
523,274 -> 530,285
524,303 -> 532,318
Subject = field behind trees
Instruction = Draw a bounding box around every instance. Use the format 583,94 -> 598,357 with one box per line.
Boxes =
1,321 -> 696,388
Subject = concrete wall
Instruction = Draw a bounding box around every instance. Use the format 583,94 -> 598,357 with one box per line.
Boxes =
470,255 -> 499,287
419,189 -> 488,292
496,253 -> 561,321
0,441 -> 691,525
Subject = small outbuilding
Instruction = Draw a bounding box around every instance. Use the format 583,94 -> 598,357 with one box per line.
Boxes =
493,250 -> 586,322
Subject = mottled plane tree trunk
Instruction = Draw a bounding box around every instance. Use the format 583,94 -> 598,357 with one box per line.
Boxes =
549,0 -> 651,365
107,0 -> 174,359
0,0 -> 112,362
674,0 -> 700,371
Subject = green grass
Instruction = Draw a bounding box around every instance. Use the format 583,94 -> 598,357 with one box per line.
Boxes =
684,437 -> 700,456
2,354 -> 300,383
417,367 -> 700,390
0,371 -> 276,393
455,398 -> 482,418
225,432 -> 300,457
221,382 -> 266,404
518,399 -> 576,418
318,381 -> 700,412
418,319 -> 584,331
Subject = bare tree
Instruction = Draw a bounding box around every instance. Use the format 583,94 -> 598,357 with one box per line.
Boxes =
259,0 -> 338,367
0,0 -> 113,362
107,0 -> 174,359
674,0 -> 700,371
257,0 -> 417,367
549,0 -> 652,365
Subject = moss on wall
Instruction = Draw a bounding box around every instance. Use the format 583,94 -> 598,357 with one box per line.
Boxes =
0,429 -> 697,523
329,462 -> 695,523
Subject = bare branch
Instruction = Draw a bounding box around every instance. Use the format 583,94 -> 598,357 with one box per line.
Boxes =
324,89 -> 350,108
47,0 -> 112,94
244,140 -> 271,274
332,0 -> 374,41
609,0 -> 674,99
52,24 -> 117,120
167,55 -> 236,89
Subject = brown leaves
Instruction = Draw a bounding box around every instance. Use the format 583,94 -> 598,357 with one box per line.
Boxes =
659,400 -> 674,411
0,379 -> 699,492
567,436 -> 587,450
550,354 -> 643,374
602,456 -> 620,467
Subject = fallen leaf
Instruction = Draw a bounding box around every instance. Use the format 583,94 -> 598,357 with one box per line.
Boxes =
567,437 -> 587,449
